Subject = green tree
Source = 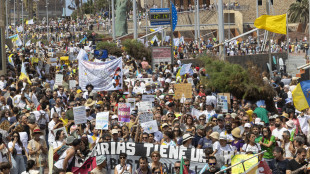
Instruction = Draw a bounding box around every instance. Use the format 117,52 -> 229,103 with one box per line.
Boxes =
200,55 -> 277,112
96,42 -> 123,57
288,0 -> 309,30
122,39 -> 151,61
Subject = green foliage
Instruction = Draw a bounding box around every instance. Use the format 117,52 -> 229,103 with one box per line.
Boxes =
96,42 -> 122,57
122,39 -> 151,61
288,0 -> 309,29
200,55 -> 276,102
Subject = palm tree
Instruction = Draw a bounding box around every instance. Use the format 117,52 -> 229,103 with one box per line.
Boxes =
288,0 -> 309,30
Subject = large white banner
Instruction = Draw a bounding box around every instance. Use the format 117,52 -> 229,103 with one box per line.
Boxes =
79,58 -> 123,91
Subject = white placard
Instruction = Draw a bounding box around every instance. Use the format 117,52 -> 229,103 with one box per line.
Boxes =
137,101 -> 152,112
53,127 -> 68,137
55,74 -> 64,86
139,112 -> 154,123
142,95 -> 155,102
141,120 -> 158,133
73,106 -> 87,124
217,95 -> 228,113
95,112 -> 109,130
69,80 -> 77,89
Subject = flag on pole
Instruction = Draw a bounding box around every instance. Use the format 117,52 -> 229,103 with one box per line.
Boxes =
80,36 -> 87,44
15,35 -> 23,46
180,157 -> 188,174
16,26 -> 23,33
9,34 -> 18,41
25,40 -> 31,46
254,14 -> 287,35
292,80 -> 310,111
150,27 -> 162,33
151,35 -> 158,44
8,54 -> 14,67
26,19 -> 34,25
19,62 -> 31,84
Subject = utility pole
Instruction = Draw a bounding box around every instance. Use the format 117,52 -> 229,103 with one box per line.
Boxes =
112,0 -> 115,40
161,0 -> 164,44
133,0 -> 137,39
196,0 -> 200,49
256,0 -> 260,48
145,0 -> 148,41
267,0 -> 273,78
46,0 -> 49,41
6,0 -> 8,38
194,1 -> 197,45
218,0 -> 225,60
22,0 -> 24,44
170,1 -> 174,64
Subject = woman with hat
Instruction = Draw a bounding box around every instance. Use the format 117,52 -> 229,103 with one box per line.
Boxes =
231,127 -> 244,152
9,131 -> 27,174
27,127 -> 48,173
209,132 -> 220,156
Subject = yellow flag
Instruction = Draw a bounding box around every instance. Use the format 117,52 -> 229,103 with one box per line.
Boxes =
254,14 -> 287,35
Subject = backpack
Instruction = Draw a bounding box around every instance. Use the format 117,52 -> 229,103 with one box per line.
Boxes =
53,145 -> 69,161
37,111 -> 47,130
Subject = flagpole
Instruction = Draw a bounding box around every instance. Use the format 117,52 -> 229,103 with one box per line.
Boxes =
286,13 -> 289,62
133,0 -> 137,39
218,0 -> 225,60
267,0 -> 273,78
170,1 -> 174,65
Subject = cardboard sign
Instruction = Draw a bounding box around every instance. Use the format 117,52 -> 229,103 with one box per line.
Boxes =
142,95 -> 155,102
69,80 -> 77,89
55,74 -> 63,86
137,101 -> 152,112
73,106 -> 87,124
95,112 -> 109,130
139,112 -> 154,123
140,120 -> 158,133
218,93 -> 231,109
127,98 -> 136,112
118,103 -> 131,122
174,84 -> 192,99
217,95 -> 228,113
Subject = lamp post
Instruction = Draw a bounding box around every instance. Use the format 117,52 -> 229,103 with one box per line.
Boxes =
133,0 -> 137,39
46,0 -> 49,41
6,0 -> 8,38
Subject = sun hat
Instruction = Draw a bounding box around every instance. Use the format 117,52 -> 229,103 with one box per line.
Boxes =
281,112 -> 289,120
162,123 -> 169,128
286,120 -> 294,128
182,133 -> 193,142
209,132 -> 219,140
231,127 -> 242,139
66,136 -> 75,144
32,127 -> 43,135
231,113 -> 237,119
219,134 -> 227,140
96,155 -> 107,165
85,98 -> 95,107
112,115 -> 118,120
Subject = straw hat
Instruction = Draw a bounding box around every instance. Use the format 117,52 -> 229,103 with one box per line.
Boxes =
32,127 -> 43,136
209,132 -> 219,140
85,98 -> 95,107
281,112 -> 289,120
182,133 -> 193,142
286,120 -> 294,128
231,127 -> 242,139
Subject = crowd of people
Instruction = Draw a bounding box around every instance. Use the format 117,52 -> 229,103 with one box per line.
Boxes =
1,16 -> 310,174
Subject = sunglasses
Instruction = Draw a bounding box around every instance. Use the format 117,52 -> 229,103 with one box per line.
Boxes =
143,137 -> 148,139
162,120 -> 167,122
212,120 -> 217,122
185,164 -> 190,167
120,156 -> 126,159
174,167 -> 180,169
199,119 -> 205,121
105,139 -> 111,141
209,163 -> 216,166
243,120 -> 248,121
168,115 -> 174,117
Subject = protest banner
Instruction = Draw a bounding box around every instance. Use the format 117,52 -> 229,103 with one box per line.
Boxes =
69,80 -> 77,89
217,94 -> 228,113
55,74 -> 63,86
151,47 -> 172,69
73,106 -> 87,124
95,112 -> 109,130
83,142 -> 205,174
218,93 -> 231,109
79,57 -> 123,91
118,103 -> 131,122
140,120 -> 158,133
139,112 -> 154,123
52,127 -> 68,137
142,95 -> 155,102
72,156 -> 97,174
231,154 -> 258,173
174,84 -> 192,99
137,101 -> 152,112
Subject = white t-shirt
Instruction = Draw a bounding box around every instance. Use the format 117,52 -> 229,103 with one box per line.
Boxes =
8,142 -> 23,155
213,141 -> 220,154
242,143 -> 261,154
19,132 -> 28,153
272,127 -> 288,140
50,106 -> 63,118
48,120 -> 56,145
298,115 -> 310,135
52,140 -> 64,149
202,110 -> 216,121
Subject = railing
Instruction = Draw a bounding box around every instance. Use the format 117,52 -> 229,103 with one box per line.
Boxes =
215,150 -> 266,174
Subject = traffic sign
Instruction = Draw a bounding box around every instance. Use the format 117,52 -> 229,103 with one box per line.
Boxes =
149,8 -> 171,26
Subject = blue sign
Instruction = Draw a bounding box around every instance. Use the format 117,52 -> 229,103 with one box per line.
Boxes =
150,8 -> 170,13
94,49 -> 108,59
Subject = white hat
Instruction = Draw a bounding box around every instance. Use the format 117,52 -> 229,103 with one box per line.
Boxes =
96,155 -> 107,165
254,118 -> 261,124
245,123 -> 252,128
112,129 -> 118,134
182,133 -> 193,142
112,115 -> 118,119
286,120 -> 294,128
219,133 -> 227,140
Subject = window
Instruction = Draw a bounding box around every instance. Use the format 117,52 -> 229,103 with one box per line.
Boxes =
258,0 -> 262,5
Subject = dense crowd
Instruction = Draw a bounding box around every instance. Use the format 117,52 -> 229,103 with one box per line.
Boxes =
1,19 -> 310,174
